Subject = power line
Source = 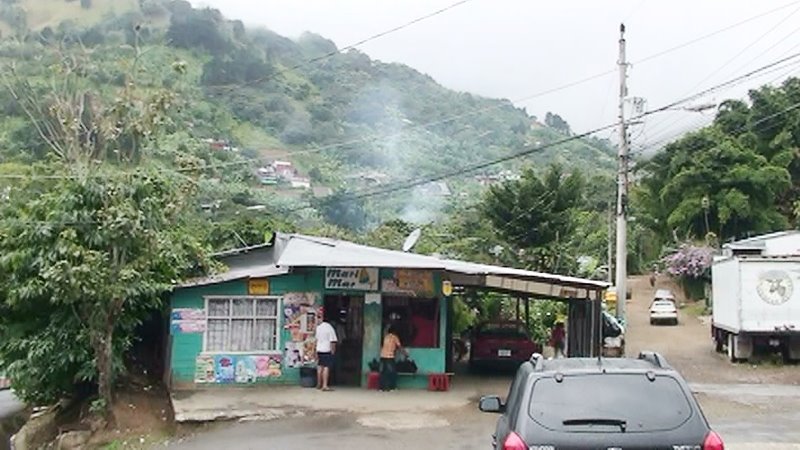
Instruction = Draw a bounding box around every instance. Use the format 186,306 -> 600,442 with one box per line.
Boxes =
6,50 -> 800,189
206,0 -> 475,94
639,58 -> 800,149
640,56 -> 800,140
632,97 -> 800,157
633,0 -> 800,65
292,52 -> 800,208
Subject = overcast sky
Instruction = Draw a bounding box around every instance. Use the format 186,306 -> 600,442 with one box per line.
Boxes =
190,0 -> 800,150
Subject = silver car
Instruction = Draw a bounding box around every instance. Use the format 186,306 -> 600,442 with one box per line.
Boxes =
650,299 -> 679,325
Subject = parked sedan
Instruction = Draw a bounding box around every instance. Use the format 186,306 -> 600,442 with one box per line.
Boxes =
650,299 -> 679,325
468,321 -> 541,370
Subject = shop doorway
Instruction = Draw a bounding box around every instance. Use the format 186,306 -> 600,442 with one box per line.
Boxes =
324,294 -> 364,386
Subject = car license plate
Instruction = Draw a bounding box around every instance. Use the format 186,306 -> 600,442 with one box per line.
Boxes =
769,339 -> 780,347
498,349 -> 511,357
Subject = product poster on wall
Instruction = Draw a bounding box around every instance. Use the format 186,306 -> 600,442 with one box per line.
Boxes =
171,308 -> 206,334
283,292 -> 322,366
284,342 -> 304,368
235,356 -> 257,383
194,355 -> 215,384
253,355 -> 282,378
214,355 -> 236,383
283,292 -> 320,330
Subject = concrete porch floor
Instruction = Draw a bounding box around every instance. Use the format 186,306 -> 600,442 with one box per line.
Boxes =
171,371 -> 514,422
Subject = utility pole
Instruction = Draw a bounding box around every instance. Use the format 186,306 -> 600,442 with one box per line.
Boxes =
607,203 -> 614,284
615,23 -> 629,323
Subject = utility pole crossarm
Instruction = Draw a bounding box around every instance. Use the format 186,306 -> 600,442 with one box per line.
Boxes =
615,23 -> 629,323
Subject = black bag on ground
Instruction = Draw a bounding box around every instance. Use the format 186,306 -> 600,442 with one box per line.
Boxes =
602,312 -> 623,338
396,359 -> 417,374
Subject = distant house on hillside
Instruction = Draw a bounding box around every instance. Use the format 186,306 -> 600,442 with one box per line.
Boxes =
271,161 -> 295,180
419,182 -> 451,197
203,138 -> 238,152
290,177 -> 311,190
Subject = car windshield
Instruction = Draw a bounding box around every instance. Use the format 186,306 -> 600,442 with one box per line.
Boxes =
477,323 -> 528,338
528,374 -> 693,433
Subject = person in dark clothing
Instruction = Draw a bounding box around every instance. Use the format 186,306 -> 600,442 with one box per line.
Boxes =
550,321 -> 566,358
379,325 -> 409,391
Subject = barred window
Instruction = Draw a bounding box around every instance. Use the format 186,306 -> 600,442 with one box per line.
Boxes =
205,297 -> 279,352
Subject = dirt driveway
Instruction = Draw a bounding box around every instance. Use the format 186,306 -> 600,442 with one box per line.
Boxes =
625,275 -> 799,385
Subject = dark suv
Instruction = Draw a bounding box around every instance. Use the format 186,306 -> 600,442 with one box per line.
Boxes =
478,352 -> 724,450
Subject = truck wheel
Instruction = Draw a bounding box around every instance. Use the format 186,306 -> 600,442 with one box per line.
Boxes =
715,337 -> 723,353
727,334 -> 738,363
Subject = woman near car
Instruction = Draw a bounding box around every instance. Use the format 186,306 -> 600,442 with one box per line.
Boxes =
380,325 -> 409,391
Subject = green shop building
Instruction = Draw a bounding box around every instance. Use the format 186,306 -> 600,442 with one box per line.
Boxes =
166,233 -> 608,390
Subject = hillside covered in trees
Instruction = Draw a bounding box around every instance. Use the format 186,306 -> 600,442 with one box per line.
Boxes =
0,0 -> 616,231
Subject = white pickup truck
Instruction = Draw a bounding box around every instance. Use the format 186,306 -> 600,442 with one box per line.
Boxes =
711,255 -> 800,362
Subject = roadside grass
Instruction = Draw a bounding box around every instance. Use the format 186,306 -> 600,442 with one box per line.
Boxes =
681,300 -> 709,317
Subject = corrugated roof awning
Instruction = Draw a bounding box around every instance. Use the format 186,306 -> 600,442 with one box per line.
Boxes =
175,233 -> 608,300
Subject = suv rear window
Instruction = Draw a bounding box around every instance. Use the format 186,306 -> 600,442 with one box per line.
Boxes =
477,324 -> 527,338
528,374 -> 693,433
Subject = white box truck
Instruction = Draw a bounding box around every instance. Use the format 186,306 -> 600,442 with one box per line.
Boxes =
711,255 -> 800,362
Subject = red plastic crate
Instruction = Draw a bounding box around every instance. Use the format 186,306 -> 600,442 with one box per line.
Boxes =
366,371 -> 380,390
427,373 -> 450,391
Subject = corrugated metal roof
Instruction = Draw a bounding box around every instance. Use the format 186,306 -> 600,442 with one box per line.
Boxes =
176,232 -> 609,291
724,230 -> 800,249
274,233 -> 608,289
178,264 -> 288,288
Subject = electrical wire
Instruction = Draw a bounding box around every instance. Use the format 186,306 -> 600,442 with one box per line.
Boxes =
638,59 -> 800,151
639,7 -> 800,141
633,0 -> 800,65
5,50 -> 800,194
631,97 -> 800,158
640,56 -> 800,141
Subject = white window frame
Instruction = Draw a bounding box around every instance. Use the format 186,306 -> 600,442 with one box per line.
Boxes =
202,295 -> 282,355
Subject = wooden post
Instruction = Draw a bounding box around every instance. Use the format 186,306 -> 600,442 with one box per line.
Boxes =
524,297 -> 530,330
516,297 -> 521,321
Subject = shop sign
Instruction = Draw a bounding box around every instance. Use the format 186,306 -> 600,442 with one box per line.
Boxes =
382,269 -> 434,296
248,278 -> 270,295
325,267 -> 379,291
442,280 -> 453,297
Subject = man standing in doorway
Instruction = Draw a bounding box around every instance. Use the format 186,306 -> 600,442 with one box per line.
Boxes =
550,321 -> 566,359
315,316 -> 338,391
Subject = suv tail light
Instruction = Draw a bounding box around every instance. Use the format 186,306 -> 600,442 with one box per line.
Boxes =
503,431 -> 527,450
703,431 -> 724,450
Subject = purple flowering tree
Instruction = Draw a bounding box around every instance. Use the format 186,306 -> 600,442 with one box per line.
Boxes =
662,244 -> 714,300
663,244 -> 713,279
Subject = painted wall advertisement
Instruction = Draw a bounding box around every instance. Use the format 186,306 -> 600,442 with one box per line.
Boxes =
171,308 -> 206,334
283,292 -> 322,367
325,267 -> 379,291
382,270 -> 435,297
195,354 -> 282,384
